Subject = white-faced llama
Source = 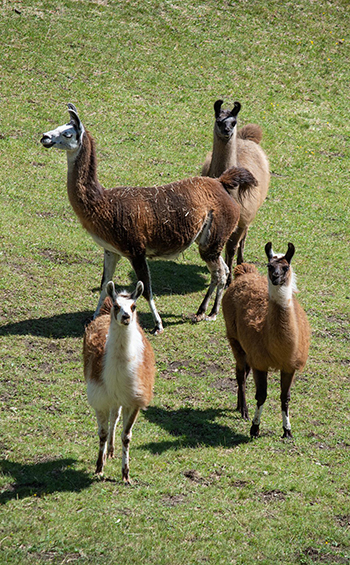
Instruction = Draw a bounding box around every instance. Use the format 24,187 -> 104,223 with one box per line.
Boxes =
202,100 -> 270,285
83,280 -> 155,483
222,243 -> 310,438
41,104 -> 257,334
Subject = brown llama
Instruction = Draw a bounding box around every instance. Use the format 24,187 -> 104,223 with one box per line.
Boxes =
41,103 -> 257,334
202,100 -> 270,285
83,280 -> 155,483
222,242 -> 310,438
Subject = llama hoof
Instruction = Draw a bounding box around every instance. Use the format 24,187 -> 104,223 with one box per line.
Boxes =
250,423 -> 260,438
282,428 -> 293,439
192,312 -> 206,323
107,448 -> 114,459
152,326 -> 164,335
241,408 -> 249,421
205,313 -> 217,322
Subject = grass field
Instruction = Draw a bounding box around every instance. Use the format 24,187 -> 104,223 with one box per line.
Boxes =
0,0 -> 349,563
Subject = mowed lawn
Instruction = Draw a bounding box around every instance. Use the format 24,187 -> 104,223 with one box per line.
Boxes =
0,1 -> 349,564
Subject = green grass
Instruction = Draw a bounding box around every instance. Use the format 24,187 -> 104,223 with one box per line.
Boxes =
0,0 -> 349,563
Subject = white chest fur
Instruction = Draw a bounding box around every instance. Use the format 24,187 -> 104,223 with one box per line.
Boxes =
102,321 -> 144,407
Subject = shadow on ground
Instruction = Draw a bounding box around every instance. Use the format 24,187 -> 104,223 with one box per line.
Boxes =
141,406 -> 249,453
0,457 -> 93,504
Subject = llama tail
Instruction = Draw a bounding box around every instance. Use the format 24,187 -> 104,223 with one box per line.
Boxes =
218,166 -> 257,204
233,263 -> 258,278
238,124 -> 263,144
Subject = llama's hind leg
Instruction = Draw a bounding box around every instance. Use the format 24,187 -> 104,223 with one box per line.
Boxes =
225,226 -> 246,286
130,256 -> 163,334
107,406 -> 122,458
280,371 -> 294,439
94,250 -> 120,318
95,409 -> 109,475
228,337 -> 250,419
250,369 -> 268,437
121,407 -> 139,484
195,256 -> 228,321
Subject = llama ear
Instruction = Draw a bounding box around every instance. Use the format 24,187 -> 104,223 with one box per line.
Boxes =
284,243 -> 295,264
214,99 -> 224,118
231,101 -> 241,117
106,281 -> 117,302
265,242 -> 274,261
67,103 -> 83,134
131,281 -> 144,302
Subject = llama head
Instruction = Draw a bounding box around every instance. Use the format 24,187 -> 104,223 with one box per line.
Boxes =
106,281 -> 144,326
265,242 -> 296,289
41,103 -> 85,153
213,99 -> 241,141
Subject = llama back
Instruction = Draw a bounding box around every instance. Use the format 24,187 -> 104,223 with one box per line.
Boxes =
238,124 -> 263,144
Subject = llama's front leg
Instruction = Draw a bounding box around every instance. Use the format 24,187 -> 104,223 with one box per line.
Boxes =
94,250 -> 120,318
121,407 -> 139,484
236,362 -> 250,420
95,410 -> 109,475
236,227 -> 248,265
250,369 -> 268,437
280,371 -> 294,439
131,256 -> 163,334
107,406 -> 122,458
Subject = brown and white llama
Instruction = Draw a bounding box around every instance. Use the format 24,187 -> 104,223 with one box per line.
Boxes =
222,242 -> 310,438
41,103 -> 257,334
201,100 -> 270,285
83,280 -> 155,483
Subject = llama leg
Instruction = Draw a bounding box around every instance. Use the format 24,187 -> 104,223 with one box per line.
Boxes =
195,256 -> 228,321
130,256 -> 163,334
236,362 -> 251,420
236,228 -> 248,265
94,250 -> 120,318
95,409 -> 109,475
250,370 -> 268,438
225,227 -> 244,286
227,337 -> 250,419
207,256 -> 229,320
280,371 -> 294,439
121,407 -> 139,484
107,406 -> 122,458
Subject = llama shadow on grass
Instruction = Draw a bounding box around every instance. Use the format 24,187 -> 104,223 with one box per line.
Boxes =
0,310 -> 186,339
0,458 -> 93,504
140,406 -> 249,453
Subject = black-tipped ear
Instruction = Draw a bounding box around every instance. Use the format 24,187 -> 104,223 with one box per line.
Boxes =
231,101 -> 241,117
106,281 -> 117,302
131,281 -> 144,302
214,99 -> 224,118
67,103 -> 83,133
284,243 -> 295,264
265,242 -> 274,261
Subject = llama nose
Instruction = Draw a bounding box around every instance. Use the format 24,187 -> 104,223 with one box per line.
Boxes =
121,313 -> 130,324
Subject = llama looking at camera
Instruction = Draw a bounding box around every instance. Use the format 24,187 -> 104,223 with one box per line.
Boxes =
41,103 -> 257,334
202,100 -> 270,284
83,280 -> 155,484
222,242 -> 310,438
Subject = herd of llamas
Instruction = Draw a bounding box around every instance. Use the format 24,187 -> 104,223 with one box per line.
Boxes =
41,101 -> 310,483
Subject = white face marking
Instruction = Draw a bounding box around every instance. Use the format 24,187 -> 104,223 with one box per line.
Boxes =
113,295 -> 136,326
41,121 -> 84,152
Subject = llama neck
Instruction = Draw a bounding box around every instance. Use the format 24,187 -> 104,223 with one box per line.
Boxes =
210,127 -> 238,177
66,131 -> 105,221
267,276 -> 299,349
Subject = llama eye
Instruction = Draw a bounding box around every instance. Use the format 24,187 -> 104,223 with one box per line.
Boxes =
63,133 -> 72,138
114,304 -> 120,312
283,265 -> 290,272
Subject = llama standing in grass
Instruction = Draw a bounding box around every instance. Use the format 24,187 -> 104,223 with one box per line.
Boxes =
222,242 -> 310,438
83,280 -> 155,483
41,103 -> 257,334
202,100 -> 270,285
